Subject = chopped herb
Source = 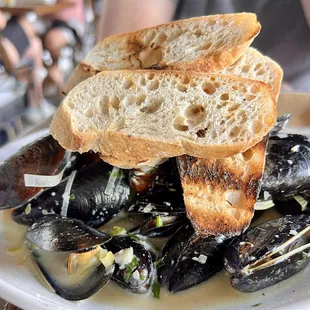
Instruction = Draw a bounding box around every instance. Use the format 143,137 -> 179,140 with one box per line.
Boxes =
140,273 -> 146,281
109,169 -> 123,178
25,203 -> 32,215
127,233 -> 140,241
156,216 -> 163,227
110,226 -> 126,237
123,256 -> 139,283
252,303 -> 262,307
152,279 -> 160,299
69,193 -> 75,200
155,258 -> 165,269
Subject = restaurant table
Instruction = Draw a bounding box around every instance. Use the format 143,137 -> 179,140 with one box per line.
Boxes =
0,2 -> 74,16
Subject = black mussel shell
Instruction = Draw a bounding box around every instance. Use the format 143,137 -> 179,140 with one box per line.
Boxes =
127,159 -> 185,215
105,235 -> 155,294
224,214 -> 310,292
270,114 -> 291,136
274,194 -> 310,215
260,134 -> 310,199
26,216 -> 111,252
63,151 -> 100,178
13,161 -> 131,227
29,246 -> 114,301
168,234 -> 227,293
0,135 -> 66,209
129,215 -> 189,238
157,223 -> 194,285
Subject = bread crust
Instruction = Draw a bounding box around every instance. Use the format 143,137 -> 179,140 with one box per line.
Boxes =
177,139 -> 267,237
50,70 -> 276,169
63,13 -> 260,94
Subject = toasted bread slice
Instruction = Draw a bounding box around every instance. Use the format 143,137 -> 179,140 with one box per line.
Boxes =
50,70 -> 276,169
176,49 -> 282,236
219,47 -> 283,100
64,13 -> 260,94
177,139 -> 267,237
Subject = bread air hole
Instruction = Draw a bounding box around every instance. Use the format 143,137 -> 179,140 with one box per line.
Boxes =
140,76 -> 146,86
140,97 -> 164,113
246,95 -> 256,101
176,84 -> 188,92
68,101 -> 75,109
230,126 -> 241,138
123,78 -> 134,89
194,29 -> 203,37
99,96 -> 109,114
181,76 -> 190,84
242,65 -> 251,73
208,18 -> 216,26
136,94 -> 147,106
220,93 -> 229,101
146,72 -> 154,80
264,115 -> 274,126
140,48 -> 163,68
110,95 -> 120,110
254,63 -> 263,71
166,29 -> 184,42
257,68 -> 266,75
185,104 -> 207,124
86,109 -> 93,118
242,149 -> 253,161
202,82 -> 216,95
147,79 -> 159,91
173,116 -> 188,131
227,103 -> 240,112
250,84 -> 260,94
151,32 -> 167,47
251,121 -> 263,134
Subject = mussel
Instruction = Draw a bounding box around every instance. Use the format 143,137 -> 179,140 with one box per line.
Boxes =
260,134 -> 310,200
157,223 -> 227,292
129,214 -> 188,238
12,161 -> 131,227
269,114 -> 291,136
105,235 -> 155,294
0,135 -> 66,209
26,216 -> 114,301
224,214 -> 310,292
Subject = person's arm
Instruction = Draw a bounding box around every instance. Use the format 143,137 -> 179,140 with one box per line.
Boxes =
98,0 -> 176,41
301,0 -> 310,27
0,11 -> 7,31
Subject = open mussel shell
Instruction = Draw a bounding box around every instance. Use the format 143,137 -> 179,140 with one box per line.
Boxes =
260,134 -> 310,200
29,246 -> 114,301
105,235 -> 155,294
26,216 -> 111,252
224,214 -> 310,292
13,161 -> 131,228
0,135 -> 66,209
129,214 -> 189,238
127,159 -> 185,215
273,194 -> 310,215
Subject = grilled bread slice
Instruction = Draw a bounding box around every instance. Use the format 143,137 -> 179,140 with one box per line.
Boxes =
63,13 -> 261,94
50,70 -> 276,169
177,49 -> 282,236
177,139 -> 267,237
219,47 -> 283,100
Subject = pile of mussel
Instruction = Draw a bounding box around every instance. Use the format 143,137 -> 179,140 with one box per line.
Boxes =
0,114 -> 310,301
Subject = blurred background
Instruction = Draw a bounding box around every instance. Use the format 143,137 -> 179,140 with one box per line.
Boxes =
0,0 -> 309,149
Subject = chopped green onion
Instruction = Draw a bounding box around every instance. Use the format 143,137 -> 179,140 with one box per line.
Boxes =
110,226 -> 127,237
69,193 -> 75,200
127,233 -> 140,241
155,258 -> 165,269
152,279 -> 161,299
252,303 -> 262,307
25,203 -> 32,214
156,216 -> 163,227
140,273 -> 146,281
254,200 -> 275,211
123,256 -> 139,283
293,195 -> 308,211
109,169 -> 123,178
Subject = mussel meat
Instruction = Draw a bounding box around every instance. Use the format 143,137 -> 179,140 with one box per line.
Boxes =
13,161 -> 131,227
105,235 -> 155,294
224,214 -> 310,292
26,216 -> 114,301
0,135 -> 66,209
